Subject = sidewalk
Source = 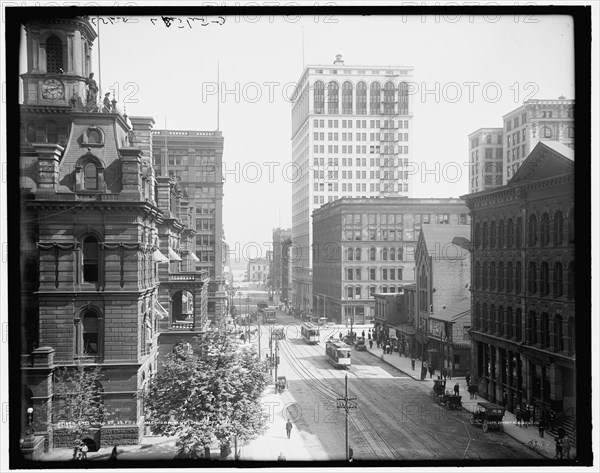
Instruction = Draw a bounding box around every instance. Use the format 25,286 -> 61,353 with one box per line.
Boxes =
363,342 -> 572,460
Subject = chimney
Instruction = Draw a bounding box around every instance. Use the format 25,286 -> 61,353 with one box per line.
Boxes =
558,95 -> 566,100
334,54 -> 344,65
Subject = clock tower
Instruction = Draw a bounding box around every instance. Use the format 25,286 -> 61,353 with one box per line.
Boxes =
21,17 -> 97,109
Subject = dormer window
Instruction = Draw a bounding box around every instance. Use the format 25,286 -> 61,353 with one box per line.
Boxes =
46,35 -> 63,73
84,162 -> 98,190
87,129 -> 101,144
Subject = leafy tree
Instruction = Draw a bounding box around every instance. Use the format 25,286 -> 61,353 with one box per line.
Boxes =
144,330 -> 269,457
52,364 -> 104,442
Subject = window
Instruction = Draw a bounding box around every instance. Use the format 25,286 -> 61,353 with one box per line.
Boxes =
528,214 -> 538,246
347,268 -> 353,280
369,268 -> 376,280
498,220 -> 504,248
554,314 -> 564,351
347,247 -> 353,261
482,262 -> 488,289
506,262 -> 513,292
390,248 -> 395,261
540,262 -> 549,296
489,221 -> 496,247
355,248 -> 361,261
46,35 -> 63,73
528,311 -> 537,345
83,162 -> 98,190
82,312 -> 99,355
342,81 -> 353,114
356,82 -> 367,114
347,286 -> 354,299
370,82 -> 381,115
383,81 -> 395,115
382,269 -> 388,280
497,263 -> 504,292
515,262 -> 522,293
369,248 -> 376,261
327,82 -> 339,114
398,82 -> 409,115
554,262 -> 563,297
83,236 -> 99,283
314,81 -> 325,114
528,262 -> 537,294
540,213 -> 550,246
481,222 -> 488,248
516,217 -> 523,247
355,269 -> 361,280
506,219 -> 514,248
541,126 -> 552,138
489,262 -> 496,290
382,248 -> 388,260
567,261 -> 574,299
553,211 -> 564,246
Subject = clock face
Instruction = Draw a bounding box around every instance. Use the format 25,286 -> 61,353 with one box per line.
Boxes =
42,79 -> 65,100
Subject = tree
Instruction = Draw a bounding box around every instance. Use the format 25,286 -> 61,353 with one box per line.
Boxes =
52,364 -> 104,443
144,330 -> 269,457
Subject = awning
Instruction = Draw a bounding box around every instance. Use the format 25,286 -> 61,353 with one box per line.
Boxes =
155,301 -> 169,319
168,247 -> 182,262
189,251 -> 200,262
152,249 -> 169,263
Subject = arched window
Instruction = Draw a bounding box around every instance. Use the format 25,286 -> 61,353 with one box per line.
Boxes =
356,82 -> 367,114
498,220 -> 505,248
528,214 -> 538,246
528,262 -> 537,294
506,262 -> 513,292
540,262 -> 549,296
567,261 -> 574,299
528,311 -> 537,344
482,304 -> 488,332
82,311 -> 99,355
398,82 -> 409,115
553,211 -> 564,246
541,126 -> 552,139
314,81 -> 325,114
369,248 -> 376,261
347,247 -> 353,261
506,219 -> 514,248
342,81 -> 353,114
327,81 -> 339,114
46,121 -> 58,143
506,307 -> 513,338
383,81 -> 395,115
565,127 -> 574,138
490,222 -> 497,248
84,162 -> 98,190
541,313 -> 550,347
482,222 -> 488,248
482,262 -> 488,289
397,247 -> 403,261
489,262 -> 496,290
516,217 -> 523,247
46,35 -> 63,73
554,314 -> 564,351
390,248 -> 395,261
474,262 -> 481,289
474,302 -> 481,330
346,286 -> 354,299
515,309 -> 522,341
567,210 -> 574,244
554,262 -> 563,297
497,262 -> 504,292
540,213 -> 550,246
87,129 -> 102,144
474,222 -> 481,248
370,82 -> 381,115
27,123 -> 36,142
355,248 -> 361,261
83,236 -> 99,282
515,262 -> 522,293
382,248 -> 388,261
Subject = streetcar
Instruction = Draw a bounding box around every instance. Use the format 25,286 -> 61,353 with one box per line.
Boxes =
263,308 -> 276,324
325,340 -> 352,368
301,322 -> 320,344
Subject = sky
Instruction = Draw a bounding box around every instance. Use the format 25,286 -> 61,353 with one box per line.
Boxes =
17,10 -> 575,266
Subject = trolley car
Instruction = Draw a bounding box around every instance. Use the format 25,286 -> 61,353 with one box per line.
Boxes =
325,340 -> 352,369
301,322 -> 320,344
263,308 -> 276,324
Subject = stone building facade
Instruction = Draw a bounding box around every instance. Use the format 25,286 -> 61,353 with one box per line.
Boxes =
462,141 -> 575,426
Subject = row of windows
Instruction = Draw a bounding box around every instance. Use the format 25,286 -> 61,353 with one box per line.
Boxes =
314,81 -> 409,115
473,304 -> 574,355
314,132 -> 410,141
314,119 -> 410,129
345,267 -> 404,281
473,211 -> 573,249
473,261 -> 574,299
470,134 -> 503,148
313,157 -> 411,167
312,144 -> 410,155
345,285 -> 406,299
346,247 -> 405,261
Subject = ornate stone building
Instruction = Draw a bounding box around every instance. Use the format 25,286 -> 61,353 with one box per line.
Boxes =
18,16 -> 208,452
462,141 -> 575,430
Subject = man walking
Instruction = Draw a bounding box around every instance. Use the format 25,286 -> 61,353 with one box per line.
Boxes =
411,358 -> 416,370
285,419 -> 293,439
454,383 -> 460,396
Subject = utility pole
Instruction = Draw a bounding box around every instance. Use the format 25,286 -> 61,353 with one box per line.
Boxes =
336,374 -> 357,461
257,312 -> 261,359
269,327 -> 273,376
274,338 -> 279,384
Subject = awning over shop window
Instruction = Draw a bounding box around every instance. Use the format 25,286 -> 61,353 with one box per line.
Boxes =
189,251 -> 200,262
168,247 -> 182,262
152,249 -> 169,263
155,301 -> 169,319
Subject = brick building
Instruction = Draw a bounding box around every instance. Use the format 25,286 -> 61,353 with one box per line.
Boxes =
17,16 -> 208,452
312,197 -> 470,325
413,225 -> 471,375
270,228 -> 292,302
462,141 -> 575,429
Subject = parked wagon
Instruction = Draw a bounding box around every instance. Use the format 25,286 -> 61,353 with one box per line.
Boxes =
430,379 -> 462,410
354,337 -> 367,351
469,402 -> 506,432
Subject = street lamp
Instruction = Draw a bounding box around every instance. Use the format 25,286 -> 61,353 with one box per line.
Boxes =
26,407 -> 34,438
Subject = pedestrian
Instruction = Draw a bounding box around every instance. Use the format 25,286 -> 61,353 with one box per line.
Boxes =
411,358 -> 415,370
339,332 -> 343,341
277,452 -> 286,461
465,372 -> 471,387
539,418 -> 546,438
348,445 -> 354,461
110,445 -> 118,460
81,442 -> 88,460
362,330 -> 365,338
555,436 -> 563,459
468,384 -> 474,399
72,441 -> 80,461
441,368 -> 447,380
523,407 -> 531,428
429,365 -> 434,379
285,419 -> 293,439
454,383 -> 459,396
516,408 -> 522,427
563,434 -> 571,459
368,332 -> 371,340
369,339 -> 373,349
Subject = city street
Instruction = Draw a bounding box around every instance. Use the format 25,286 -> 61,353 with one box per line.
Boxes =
251,309 -> 540,461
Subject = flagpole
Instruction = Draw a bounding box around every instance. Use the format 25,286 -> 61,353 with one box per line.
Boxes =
96,16 -> 101,112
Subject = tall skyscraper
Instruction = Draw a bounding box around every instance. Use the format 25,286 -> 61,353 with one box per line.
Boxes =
291,55 -> 414,313
467,128 -> 504,193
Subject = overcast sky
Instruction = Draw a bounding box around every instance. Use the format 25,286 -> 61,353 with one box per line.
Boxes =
19,12 -> 575,266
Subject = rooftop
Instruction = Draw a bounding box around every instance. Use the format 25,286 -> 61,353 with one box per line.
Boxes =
430,297 -> 470,323
420,224 -> 471,259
